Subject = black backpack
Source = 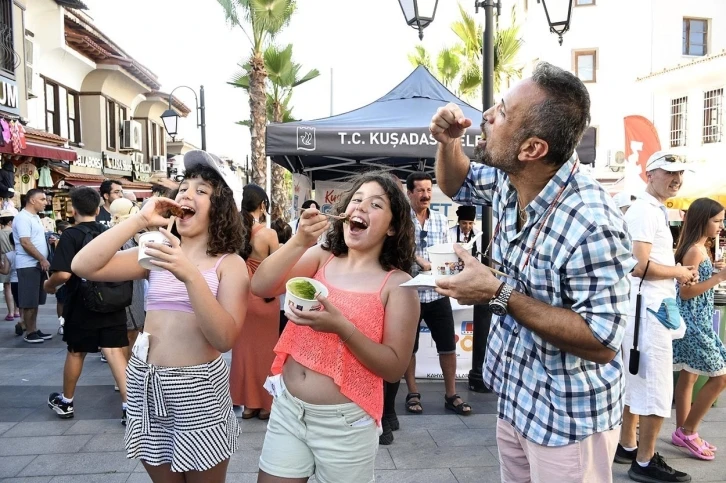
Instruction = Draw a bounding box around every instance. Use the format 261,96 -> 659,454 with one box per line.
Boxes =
71,224 -> 133,313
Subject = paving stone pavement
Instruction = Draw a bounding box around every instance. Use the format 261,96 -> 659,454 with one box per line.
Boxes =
1,298 -> 725,482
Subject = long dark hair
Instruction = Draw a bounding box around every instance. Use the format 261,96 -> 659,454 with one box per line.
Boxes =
240,184 -> 269,260
323,171 -> 415,273
674,198 -> 725,264
178,164 -> 245,256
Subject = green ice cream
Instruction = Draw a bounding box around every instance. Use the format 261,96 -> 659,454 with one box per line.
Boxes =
288,279 -> 317,300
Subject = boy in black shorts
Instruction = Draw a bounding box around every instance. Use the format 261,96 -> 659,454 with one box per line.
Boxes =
43,187 -> 129,423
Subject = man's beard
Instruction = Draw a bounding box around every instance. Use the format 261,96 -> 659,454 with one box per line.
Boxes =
473,143 -> 524,175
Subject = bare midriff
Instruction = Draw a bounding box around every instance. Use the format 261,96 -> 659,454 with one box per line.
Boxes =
282,357 -> 352,405
143,311 -> 221,367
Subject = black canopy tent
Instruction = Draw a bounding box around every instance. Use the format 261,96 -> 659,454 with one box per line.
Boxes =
266,66 -> 596,184
266,66 -> 483,184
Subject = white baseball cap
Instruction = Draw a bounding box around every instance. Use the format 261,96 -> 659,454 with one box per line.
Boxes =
613,192 -> 636,209
645,151 -> 694,173
183,150 -> 243,211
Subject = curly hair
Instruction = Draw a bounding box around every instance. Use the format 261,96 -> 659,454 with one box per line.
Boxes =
322,171 -> 415,273
176,165 -> 245,256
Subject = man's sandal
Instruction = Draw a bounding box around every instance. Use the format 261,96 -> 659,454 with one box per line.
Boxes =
444,394 -> 472,416
405,392 -> 423,414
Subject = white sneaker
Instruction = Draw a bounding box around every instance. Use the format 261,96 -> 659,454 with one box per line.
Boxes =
114,385 -> 119,392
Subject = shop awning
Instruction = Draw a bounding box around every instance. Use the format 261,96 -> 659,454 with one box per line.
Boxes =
0,142 -> 77,162
49,167 -> 153,198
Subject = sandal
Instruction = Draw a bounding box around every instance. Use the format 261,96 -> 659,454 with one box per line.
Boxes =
672,427 -> 715,460
405,393 -> 423,414
444,394 -> 472,416
241,408 -> 260,419
257,410 -> 271,421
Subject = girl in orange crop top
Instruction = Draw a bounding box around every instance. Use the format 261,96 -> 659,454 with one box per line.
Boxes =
71,151 -> 249,483
251,171 -> 420,483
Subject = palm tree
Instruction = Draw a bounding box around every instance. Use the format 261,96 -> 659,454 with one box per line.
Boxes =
406,3 -> 523,102
230,44 -> 319,220
217,0 -> 295,187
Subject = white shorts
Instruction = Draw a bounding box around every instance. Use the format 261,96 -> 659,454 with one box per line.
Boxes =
622,310 -> 683,418
258,376 -> 379,483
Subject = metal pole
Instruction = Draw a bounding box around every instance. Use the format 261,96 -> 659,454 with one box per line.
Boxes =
469,0 -> 498,393
199,85 -> 207,151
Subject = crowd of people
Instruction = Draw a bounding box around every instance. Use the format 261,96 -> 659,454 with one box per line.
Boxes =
2,61 -> 725,483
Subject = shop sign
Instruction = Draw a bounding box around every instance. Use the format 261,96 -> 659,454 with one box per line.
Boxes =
133,159 -> 152,182
70,149 -> 104,175
103,151 -> 133,175
0,75 -> 19,116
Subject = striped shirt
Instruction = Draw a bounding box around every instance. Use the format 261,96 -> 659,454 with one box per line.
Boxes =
411,208 -> 450,303
453,158 -> 634,446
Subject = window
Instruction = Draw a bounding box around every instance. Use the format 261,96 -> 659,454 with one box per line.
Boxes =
159,124 -> 165,156
119,106 -> 127,122
45,81 -> 59,135
683,18 -> 708,56
703,89 -> 723,144
576,0 -> 595,5
0,0 -> 14,76
670,97 -> 688,147
25,33 -> 35,98
151,122 -> 158,156
66,92 -> 80,144
574,50 -> 596,82
106,99 -> 116,150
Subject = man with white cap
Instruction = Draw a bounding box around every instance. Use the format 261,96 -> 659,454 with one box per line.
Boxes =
618,151 -> 696,482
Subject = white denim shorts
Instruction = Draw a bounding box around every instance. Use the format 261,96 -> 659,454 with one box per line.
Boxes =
258,375 -> 380,483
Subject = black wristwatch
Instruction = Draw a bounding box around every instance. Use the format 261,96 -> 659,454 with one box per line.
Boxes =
489,282 -> 513,316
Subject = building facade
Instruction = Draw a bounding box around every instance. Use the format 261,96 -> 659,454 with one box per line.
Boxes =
24,0 -> 189,207
519,0 -> 725,181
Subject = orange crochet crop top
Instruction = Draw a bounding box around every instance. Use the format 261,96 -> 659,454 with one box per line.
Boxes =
271,254 -> 396,423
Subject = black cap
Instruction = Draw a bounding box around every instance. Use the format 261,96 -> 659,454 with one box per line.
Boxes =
456,205 -> 476,221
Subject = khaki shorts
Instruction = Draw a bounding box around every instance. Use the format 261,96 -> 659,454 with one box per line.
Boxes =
258,376 -> 379,483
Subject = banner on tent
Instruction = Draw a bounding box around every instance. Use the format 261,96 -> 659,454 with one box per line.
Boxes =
415,301 -> 474,379
292,174 -> 312,217
268,126 -> 483,159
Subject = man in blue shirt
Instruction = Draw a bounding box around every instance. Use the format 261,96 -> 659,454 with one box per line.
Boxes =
12,189 -> 52,343
432,63 -> 633,482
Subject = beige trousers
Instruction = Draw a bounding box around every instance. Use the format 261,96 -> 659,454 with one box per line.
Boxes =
497,418 -> 619,483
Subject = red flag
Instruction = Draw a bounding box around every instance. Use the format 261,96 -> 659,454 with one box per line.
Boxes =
624,115 -> 662,181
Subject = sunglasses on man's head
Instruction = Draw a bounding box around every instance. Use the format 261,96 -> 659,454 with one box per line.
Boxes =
646,154 -> 683,168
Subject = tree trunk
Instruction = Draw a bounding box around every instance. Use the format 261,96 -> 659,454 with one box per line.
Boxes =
249,52 -> 267,187
270,101 -> 291,221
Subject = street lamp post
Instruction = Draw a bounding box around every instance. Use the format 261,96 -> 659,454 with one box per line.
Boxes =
160,85 -> 207,151
538,0 -> 574,46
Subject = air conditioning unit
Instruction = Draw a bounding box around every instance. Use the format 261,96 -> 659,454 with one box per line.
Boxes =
609,150 -> 626,172
121,120 -> 142,151
135,152 -> 145,165
151,155 -> 166,173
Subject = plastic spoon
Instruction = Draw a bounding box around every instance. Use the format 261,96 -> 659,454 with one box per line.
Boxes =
459,231 -> 484,251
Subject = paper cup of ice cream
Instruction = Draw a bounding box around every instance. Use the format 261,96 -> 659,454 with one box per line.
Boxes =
427,243 -> 473,276
285,277 -> 329,316
137,231 -> 172,271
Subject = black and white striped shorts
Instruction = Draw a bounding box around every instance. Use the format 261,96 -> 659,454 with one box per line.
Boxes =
124,355 -> 240,472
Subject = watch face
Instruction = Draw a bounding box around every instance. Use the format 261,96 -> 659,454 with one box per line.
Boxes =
490,302 -> 507,316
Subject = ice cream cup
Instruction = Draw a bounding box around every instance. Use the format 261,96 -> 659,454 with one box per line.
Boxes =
284,277 -> 329,317
427,243 -> 473,276
137,231 -> 172,271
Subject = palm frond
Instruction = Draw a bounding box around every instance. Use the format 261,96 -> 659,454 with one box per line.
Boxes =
407,45 -> 432,69
436,48 -> 461,88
